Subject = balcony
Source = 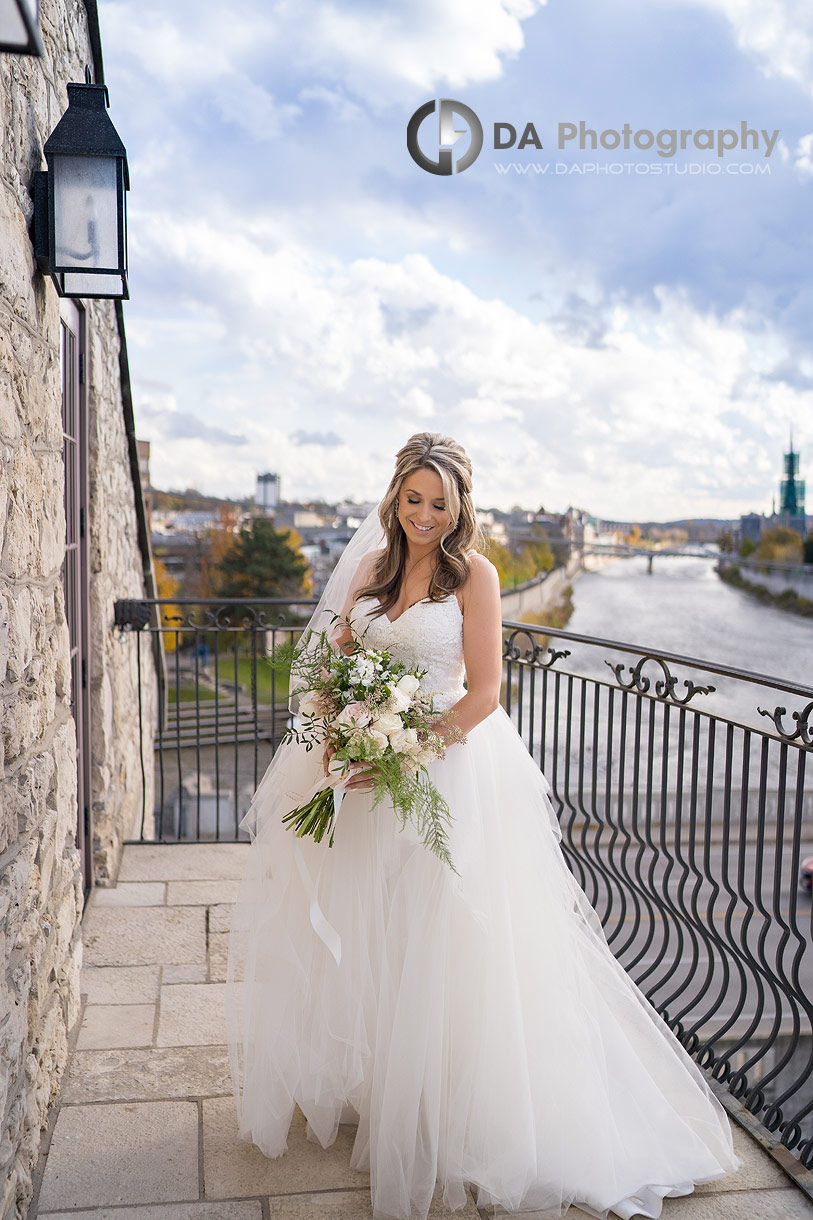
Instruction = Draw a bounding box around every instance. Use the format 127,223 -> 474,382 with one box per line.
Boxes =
29,597 -> 813,1217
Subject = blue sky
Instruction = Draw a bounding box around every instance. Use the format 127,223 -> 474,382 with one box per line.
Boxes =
97,0 -> 813,518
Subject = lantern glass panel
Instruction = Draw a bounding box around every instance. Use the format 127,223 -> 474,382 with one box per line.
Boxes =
62,272 -> 124,297
0,4 -> 27,43
0,0 -> 37,44
52,154 -> 120,273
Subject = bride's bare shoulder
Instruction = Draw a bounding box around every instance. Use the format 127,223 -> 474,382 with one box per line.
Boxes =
458,551 -> 500,611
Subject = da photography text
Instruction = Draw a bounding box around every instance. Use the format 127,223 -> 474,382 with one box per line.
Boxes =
407,99 -> 781,175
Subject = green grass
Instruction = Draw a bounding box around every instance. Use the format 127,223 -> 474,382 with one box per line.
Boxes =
211,652 -> 291,703
168,687 -> 220,703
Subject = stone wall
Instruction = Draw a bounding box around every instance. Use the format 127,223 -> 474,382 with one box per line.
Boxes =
0,3 -> 157,1216
499,554 -> 581,622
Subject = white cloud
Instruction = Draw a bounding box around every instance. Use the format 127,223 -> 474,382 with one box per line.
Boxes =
673,0 -> 813,98
100,0 -> 548,115
297,0 -> 548,102
794,132 -> 813,177
128,210 -> 812,518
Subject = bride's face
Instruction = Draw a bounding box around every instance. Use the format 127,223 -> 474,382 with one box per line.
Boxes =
397,467 -> 451,550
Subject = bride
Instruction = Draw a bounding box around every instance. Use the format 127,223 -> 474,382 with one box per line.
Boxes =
225,432 -> 740,1220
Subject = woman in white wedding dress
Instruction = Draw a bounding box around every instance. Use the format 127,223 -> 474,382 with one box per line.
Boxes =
226,432 -> 741,1220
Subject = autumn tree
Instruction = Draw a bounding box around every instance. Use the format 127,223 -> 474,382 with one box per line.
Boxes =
213,516 -> 310,602
754,526 -> 803,564
153,557 -> 183,653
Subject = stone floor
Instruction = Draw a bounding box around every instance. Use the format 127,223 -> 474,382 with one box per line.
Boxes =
29,843 -> 813,1220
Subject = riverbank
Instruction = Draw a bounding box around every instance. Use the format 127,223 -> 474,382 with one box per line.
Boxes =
717,561 -> 813,619
499,554 -> 580,629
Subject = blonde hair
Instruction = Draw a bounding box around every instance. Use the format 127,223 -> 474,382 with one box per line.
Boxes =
356,432 -> 484,617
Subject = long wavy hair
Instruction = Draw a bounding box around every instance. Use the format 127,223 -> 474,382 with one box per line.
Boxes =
355,432 -> 484,617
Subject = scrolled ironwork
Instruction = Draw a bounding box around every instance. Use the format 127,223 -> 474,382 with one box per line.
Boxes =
502,627 -> 570,670
757,701 -> 813,747
606,654 -> 716,705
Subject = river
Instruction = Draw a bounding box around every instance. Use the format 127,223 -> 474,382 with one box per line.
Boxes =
568,552 -> 813,688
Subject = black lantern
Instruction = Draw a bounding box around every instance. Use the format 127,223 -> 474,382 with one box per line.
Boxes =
34,73 -> 129,299
0,0 -> 43,56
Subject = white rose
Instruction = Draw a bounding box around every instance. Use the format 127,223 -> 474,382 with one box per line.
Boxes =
372,711 -> 402,735
388,727 -> 409,753
298,690 -> 325,717
325,756 -> 348,788
397,674 -> 421,697
366,728 -> 388,751
386,686 -> 411,714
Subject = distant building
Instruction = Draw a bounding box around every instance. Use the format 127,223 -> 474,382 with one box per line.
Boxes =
739,437 -> 808,546
256,472 -> 281,514
137,438 -> 153,521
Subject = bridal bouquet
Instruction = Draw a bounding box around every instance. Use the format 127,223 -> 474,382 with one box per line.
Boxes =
277,616 -> 459,872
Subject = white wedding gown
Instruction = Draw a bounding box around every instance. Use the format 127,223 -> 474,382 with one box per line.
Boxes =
226,594 -> 740,1220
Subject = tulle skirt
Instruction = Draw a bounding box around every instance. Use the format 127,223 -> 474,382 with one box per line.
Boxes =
225,705 -> 740,1219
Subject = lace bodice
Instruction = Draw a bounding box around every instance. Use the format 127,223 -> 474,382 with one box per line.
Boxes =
351,595 -> 466,712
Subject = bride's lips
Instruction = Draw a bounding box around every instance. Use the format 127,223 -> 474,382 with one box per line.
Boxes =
411,522 -> 435,534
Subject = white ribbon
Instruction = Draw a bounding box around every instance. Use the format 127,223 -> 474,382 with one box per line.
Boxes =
293,836 -> 342,967
290,777 -> 349,968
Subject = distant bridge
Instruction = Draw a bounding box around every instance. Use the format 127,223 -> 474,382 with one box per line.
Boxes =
581,544 -> 719,573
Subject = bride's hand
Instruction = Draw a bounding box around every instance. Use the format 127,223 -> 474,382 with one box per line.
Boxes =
324,744 -> 375,791
343,761 -> 377,791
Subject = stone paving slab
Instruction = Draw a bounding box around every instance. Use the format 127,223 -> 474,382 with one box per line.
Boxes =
81,964 -> 161,1004
38,1206 -> 262,1220
38,1100 -> 199,1210
265,1186 -> 480,1218
208,931 -> 229,982
165,962 -> 209,984
60,1046 -> 232,1105
82,905 -> 207,967
653,1187 -> 813,1218
209,902 -> 235,933
33,844 -> 813,1220
118,843 -> 249,882
76,1002 -> 156,1050
167,879 -> 242,905
157,982 -> 228,1047
202,1098 -> 370,1199
92,882 -> 167,907
693,1123 -> 789,1194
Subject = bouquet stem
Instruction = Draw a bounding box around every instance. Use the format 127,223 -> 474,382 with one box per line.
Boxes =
281,788 -> 338,847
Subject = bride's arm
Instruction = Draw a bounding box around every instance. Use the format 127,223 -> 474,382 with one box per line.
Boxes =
433,553 -> 502,744
331,549 -> 382,655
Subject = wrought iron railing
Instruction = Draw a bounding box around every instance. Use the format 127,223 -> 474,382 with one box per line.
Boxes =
114,596 -> 813,1176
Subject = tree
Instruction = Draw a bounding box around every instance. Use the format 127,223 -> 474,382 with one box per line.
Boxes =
754,526 -> 803,564
153,557 -> 183,653
213,516 -> 310,601
717,532 -> 734,554
199,504 -> 242,598
738,537 -> 756,558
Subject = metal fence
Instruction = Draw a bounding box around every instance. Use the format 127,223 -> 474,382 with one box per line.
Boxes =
114,596 -> 813,1172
